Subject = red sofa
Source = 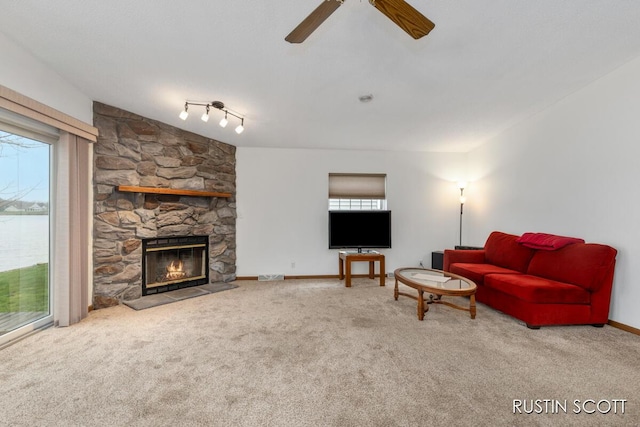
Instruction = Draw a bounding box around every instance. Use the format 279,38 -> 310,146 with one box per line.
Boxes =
444,231 -> 617,328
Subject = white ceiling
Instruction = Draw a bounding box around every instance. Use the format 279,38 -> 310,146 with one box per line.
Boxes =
3,1 -> 640,152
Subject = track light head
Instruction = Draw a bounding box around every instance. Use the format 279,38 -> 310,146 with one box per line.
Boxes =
201,105 -> 210,122
179,103 -> 189,120
219,111 -> 228,128
235,118 -> 245,134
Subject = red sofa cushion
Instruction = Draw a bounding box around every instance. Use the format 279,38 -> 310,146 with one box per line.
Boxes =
484,231 -> 535,273
444,249 -> 486,271
526,243 -> 617,292
517,232 -> 585,250
485,273 -> 590,305
449,263 -> 521,286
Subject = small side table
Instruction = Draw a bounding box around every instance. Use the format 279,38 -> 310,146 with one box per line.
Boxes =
338,251 -> 386,287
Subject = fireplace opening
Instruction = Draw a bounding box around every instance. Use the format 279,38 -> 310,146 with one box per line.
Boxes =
142,236 -> 209,295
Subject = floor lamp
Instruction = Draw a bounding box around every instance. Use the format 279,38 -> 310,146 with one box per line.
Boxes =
457,182 -> 467,247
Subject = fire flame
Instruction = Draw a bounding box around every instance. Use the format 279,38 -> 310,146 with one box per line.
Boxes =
165,259 -> 187,281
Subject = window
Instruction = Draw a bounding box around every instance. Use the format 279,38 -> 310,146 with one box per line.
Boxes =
328,173 -> 387,210
328,199 -> 385,210
0,85 -> 97,347
0,128 -> 52,339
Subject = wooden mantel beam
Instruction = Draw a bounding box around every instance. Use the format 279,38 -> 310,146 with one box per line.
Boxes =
117,185 -> 232,198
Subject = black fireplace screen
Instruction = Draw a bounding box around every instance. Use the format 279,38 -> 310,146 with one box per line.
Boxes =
142,236 -> 209,295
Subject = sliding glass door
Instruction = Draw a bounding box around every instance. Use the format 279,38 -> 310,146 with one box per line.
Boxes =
0,130 -> 51,339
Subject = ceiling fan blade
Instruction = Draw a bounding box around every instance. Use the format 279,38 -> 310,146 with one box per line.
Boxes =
285,1 -> 344,43
369,0 -> 435,39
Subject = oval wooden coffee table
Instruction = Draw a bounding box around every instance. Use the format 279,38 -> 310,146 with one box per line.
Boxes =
393,267 -> 477,321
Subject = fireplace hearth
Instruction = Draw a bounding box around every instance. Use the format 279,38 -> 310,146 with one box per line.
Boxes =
142,236 -> 209,295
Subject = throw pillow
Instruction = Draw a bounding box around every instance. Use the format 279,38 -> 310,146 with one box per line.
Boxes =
517,232 -> 585,251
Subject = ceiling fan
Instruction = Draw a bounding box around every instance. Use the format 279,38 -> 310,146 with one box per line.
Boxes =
285,0 -> 435,43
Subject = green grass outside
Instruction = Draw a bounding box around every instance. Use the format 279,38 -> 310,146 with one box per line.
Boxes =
0,263 -> 49,313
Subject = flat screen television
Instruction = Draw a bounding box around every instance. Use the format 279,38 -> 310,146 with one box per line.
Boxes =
328,210 -> 392,251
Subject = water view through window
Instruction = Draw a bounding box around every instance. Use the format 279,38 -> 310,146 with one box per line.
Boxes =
0,131 -> 50,336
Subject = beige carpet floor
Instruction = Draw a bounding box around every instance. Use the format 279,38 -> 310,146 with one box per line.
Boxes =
1,278 -> 639,427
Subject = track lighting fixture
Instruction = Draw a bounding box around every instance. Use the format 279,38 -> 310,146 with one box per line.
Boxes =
178,100 -> 245,134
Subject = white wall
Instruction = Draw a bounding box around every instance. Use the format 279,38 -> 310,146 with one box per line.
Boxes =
466,55 -> 640,329
0,31 -> 93,123
237,147 -> 466,277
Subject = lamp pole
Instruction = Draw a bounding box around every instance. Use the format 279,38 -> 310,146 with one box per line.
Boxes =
459,188 -> 464,247
457,182 -> 467,248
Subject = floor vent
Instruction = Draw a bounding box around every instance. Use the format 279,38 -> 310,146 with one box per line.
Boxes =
258,274 -> 285,281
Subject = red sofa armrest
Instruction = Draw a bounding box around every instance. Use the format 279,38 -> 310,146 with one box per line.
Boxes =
443,249 -> 486,271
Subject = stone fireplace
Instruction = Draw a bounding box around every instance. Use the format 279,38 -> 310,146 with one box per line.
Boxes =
92,102 -> 236,308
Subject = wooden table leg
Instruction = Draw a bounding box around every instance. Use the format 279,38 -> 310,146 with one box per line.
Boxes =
368,261 -> 374,279
394,278 -> 399,300
345,259 -> 351,287
339,258 -> 344,280
469,294 -> 476,319
379,256 -> 385,286
417,289 -> 425,320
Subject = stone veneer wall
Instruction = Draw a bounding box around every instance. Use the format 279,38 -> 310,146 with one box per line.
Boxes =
92,102 -> 236,308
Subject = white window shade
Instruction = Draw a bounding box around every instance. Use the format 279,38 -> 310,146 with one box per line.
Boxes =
0,107 -> 59,144
328,173 -> 386,199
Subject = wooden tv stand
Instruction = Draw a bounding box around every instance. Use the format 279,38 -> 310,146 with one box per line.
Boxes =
338,251 -> 386,287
